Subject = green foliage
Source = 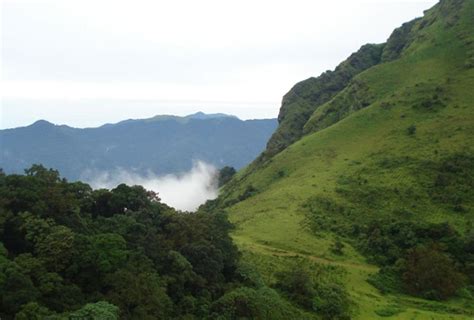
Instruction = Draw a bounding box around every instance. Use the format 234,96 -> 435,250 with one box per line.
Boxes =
262,43 -> 384,158
217,166 -> 237,187
0,166 -> 242,319
87,233 -> 128,273
215,1 -> 474,318
373,304 -> 404,317
430,153 -> 474,211
303,78 -> 375,134
407,124 -> 417,135
312,283 -> 351,320
367,266 -> 403,294
381,18 -> 420,62
36,225 -> 75,272
330,239 -> 345,256
210,286 -> 294,320
238,185 -> 258,201
0,259 -> 39,315
275,265 -> 351,319
67,301 -> 119,320
105,267 -> 172,319
14,302 -> 54,320
403,245 -> 466,300
275,265 -> 316,309
235,262 -> 265,288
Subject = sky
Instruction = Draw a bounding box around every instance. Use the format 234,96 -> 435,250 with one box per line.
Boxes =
1,0 -> 438,129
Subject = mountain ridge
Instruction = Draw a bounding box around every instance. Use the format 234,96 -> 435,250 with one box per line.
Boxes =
209,0 -> 474,318
5,112 -> 244,131
0,113 -> 277,180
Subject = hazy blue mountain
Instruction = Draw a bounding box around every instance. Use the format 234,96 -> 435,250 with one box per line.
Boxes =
0,112 -> 277,180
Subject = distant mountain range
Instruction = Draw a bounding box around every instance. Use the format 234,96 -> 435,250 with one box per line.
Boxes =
0,112 -> 277,180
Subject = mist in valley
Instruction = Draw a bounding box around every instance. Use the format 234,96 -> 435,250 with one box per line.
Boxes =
83,161 -> 218,212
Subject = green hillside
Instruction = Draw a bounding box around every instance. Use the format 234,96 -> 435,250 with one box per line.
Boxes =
211,0 -> 474,318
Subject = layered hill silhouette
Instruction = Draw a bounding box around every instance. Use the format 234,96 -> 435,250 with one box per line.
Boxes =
0,112 -> 277,180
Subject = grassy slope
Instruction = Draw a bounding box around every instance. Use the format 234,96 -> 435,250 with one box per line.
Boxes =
221,0 -> 474,318
263,43 -> 384,159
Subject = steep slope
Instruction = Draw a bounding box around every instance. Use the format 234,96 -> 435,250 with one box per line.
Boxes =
263,43 -> 384,159
0,113 -> 277,180
214,0 -> 474,319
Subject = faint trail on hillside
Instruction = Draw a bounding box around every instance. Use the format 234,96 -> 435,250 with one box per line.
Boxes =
242,241 -> 379,273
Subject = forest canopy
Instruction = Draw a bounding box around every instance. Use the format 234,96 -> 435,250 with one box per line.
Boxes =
0,165 -> 241,319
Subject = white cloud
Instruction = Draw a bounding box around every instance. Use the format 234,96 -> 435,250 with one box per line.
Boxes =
84,161 -> 218,212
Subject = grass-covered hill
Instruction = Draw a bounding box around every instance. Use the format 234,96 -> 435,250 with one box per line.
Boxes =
209,0 -> 474,318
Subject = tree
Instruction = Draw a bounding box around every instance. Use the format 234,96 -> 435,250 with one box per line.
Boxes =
0,168 -> 243,319
14,302 -> 54,320
36,225 -> 75,272
407,125 -> 416,136
24,164 -> 61,184
67,301 -> 119,320
211,287 -> 293,320
87,234 -> 128,274
275,265 -> 315,309
312,283 -> 351,320
105,268 -> 172,319
403,245 -> 466,300
217,166 -> 236,187
330,239 -> 345,255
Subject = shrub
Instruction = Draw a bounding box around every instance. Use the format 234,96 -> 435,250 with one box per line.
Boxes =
210,287 -> 292,320
275,265 -> 351,319
374,304 -> 404,317
275,265 -> 315,309
330,240 -> 345,255
402,245 -> 466,300
407,125 -> 417,136
312,283 -> 351,320
238,185 -> 258,201
367,265 -> 403,294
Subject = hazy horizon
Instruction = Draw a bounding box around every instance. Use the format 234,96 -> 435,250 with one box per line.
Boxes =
0,106 -> 275,130
1,0 -> 437,129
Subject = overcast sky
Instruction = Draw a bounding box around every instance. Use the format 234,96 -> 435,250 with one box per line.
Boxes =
1,0 -> 437,129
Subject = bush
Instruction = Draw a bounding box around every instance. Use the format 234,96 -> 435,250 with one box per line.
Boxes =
210,287 -> 293,320
374,304 -> 404,317
275,265 -> 351,319
67,301 -> 119,320
217,166 -> 236,187
330,240 -> 345,255
367,265 -> 403,294
403,245 -> 466,300
407,125 -> 417,136
238,185 -> 258,201
275,265 -> 315,309
312,283 -> 351,320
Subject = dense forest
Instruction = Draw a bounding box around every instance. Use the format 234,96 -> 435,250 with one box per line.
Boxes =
0,165 -> 238,319
0,165 -> 352,319
2,0 -> 474,318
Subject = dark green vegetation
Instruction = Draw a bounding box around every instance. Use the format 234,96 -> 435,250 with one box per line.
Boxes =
0,166 -> 351,319
262,43 -> 384,159
2,0 -> 474,318
0,165 -> 239,319
210,0 -> 474,318
217,166 -> 237,188
0,112 -> 277,180
275,264 -> 351,319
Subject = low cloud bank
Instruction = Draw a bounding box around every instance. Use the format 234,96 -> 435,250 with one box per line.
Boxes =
84,161 -> 218,212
